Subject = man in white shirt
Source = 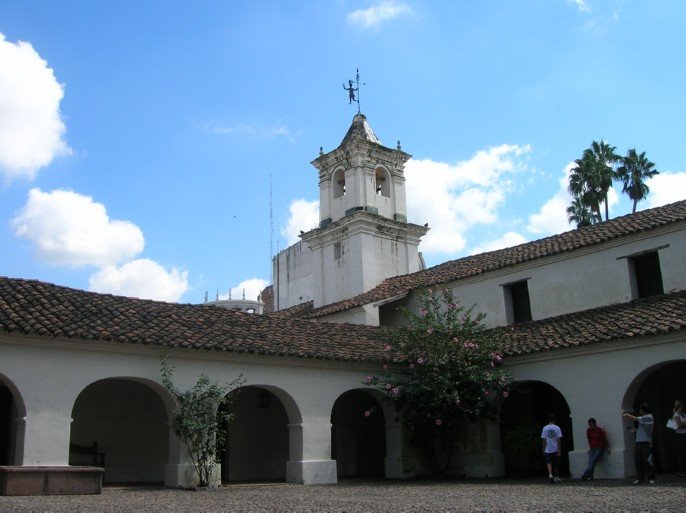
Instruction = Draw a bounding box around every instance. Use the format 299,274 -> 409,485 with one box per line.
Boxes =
541,413 -> 563,484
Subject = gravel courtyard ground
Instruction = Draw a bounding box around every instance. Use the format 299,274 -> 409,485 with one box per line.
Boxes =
1,477 -> 684,513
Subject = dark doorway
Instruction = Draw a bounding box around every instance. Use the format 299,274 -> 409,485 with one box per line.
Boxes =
331,390 -> 385,478
71,379 -> 169,484
627,360 -> 686,473
499,381 -> 574,476
220,387 -> 289,483
0,383 -> 13,465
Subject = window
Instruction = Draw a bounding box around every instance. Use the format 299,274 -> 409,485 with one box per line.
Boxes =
629,251 -> 664,298
504,280 -> 532,324
333,169 -> 346,199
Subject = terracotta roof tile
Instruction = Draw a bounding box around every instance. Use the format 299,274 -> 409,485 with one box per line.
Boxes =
501,291 -> 686,356
2,278 -> 684,364
296,199 -> 686,319
0,277 -> 389,363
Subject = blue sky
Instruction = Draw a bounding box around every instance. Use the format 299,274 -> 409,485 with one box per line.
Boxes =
1,0 -> 685,304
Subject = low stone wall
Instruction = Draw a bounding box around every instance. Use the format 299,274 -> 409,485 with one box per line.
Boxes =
0,466 -> 104,496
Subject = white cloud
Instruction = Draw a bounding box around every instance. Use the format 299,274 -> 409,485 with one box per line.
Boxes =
218,278 -> 269,302
527,163 -> 575,235
0,33 -> 71,182
347,1 -> 412,30
89,259 -> 188,302
11,188 -> 145,267
405,144 -> 532,254
527,162 -> 620,235
470,231 -> 527,255
646,172 -> 686,209
567,0 -> 591,13
282,199 -> 320,246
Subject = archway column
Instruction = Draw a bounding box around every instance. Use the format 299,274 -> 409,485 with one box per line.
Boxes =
286,414 -> 337,484
22,408 -> 72,466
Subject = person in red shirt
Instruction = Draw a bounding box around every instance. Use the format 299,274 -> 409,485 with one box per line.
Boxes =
580,418 -> 610,480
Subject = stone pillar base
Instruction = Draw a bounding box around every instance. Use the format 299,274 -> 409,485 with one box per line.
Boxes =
286,460 -> 337,485
460,451 -> 504,478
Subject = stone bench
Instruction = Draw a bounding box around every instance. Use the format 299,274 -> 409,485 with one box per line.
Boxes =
0,466 -> 104,496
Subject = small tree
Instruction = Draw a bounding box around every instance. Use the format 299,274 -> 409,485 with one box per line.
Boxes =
364,288 -> 511,474
160,355 -> 244,489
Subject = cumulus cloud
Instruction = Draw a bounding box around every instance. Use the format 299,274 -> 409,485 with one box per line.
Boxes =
0,33 -> 71,182
646,172 -> 686,209
405,144 -> 532,254
527,163 -> 621,235
89,259 -> 188,302
11,188 -> 145,267
470,231 -> 528,255
282,199 -> 320,246
347,1 -> 412,30
218,278 -> 269,302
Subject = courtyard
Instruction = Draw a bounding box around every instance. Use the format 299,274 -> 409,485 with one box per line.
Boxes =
0,478 -> 684,513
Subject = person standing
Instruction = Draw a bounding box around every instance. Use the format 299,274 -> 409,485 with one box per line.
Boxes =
672,400 -> 686,477
622,403 -> 655,484
541,413 -> 563,484
580,418 -> 610,480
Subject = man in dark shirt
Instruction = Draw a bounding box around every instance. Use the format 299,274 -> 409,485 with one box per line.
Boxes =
580,418 -> 609,480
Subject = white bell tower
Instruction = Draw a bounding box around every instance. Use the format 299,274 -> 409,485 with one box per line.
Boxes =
302,114 -> 428,308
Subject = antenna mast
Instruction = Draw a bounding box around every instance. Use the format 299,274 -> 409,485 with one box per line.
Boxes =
269,174 -> 274,283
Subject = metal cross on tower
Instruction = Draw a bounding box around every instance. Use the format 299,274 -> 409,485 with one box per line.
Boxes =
343,68 -> 365,114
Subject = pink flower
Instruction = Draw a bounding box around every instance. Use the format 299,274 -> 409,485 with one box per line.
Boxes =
383,344 -> 391,352
409,363 -> 415,369
417,357 -> 425,365
435,419 -> 442,426
364,410 -> 371,417
502,391 -> 509,398
385,383 -> 392,390
455,399 -> 461,405
419,307 -> 428,316
427,326 -> 434,334
392,387 -> 400,395
363,376 -> 372,384
447,303 -> 456,311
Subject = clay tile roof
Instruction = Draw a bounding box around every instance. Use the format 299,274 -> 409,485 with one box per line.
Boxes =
298,199 -> 686,319
0,278 -> 684,363
501,290 -> 686,356
0,277 -> 390,363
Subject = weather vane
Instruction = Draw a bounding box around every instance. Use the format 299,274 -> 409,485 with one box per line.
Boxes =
343,68 -> 365,114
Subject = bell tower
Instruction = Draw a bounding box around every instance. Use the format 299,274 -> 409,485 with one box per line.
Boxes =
302,114 -> 428,308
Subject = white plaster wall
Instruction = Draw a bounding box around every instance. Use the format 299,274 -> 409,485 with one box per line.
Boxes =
502,333 -> 686,478
0,336 -> 392,486
273,241 -> 314,311
443,227 -> 686,329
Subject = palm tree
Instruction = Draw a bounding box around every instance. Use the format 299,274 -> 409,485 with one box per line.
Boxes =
566,196 -> 597,228
615,148 -> 659,212
568,150 -> 602,221
568,140 -> 620,222
589,140 -> 620,221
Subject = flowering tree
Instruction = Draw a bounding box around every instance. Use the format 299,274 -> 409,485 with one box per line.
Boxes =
160,355 -> 244,489
364,288 -> 511,474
